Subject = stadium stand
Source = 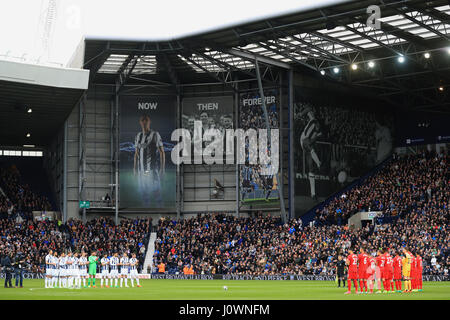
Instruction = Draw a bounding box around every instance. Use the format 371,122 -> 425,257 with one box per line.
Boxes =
0,217 -> 151,274
0,161 -> 52,220
153,150 -> 449,277
0,161 -> 151,274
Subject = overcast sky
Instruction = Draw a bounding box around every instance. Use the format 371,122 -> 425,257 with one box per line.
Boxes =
0,0 -> 347,66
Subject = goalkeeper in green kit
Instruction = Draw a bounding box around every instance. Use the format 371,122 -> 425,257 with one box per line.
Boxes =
88,251 -> 99,288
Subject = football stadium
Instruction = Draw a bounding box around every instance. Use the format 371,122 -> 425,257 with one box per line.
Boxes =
0,0 -> 449,306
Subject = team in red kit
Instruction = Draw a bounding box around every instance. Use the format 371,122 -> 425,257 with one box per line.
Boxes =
344,247 -> 423,294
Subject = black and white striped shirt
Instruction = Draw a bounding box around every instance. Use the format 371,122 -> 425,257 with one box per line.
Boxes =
135,130 -> 163,173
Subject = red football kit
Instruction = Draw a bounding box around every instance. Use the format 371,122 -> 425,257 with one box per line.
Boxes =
410,256 -> 417,289
393,256 -> 402,279
358,253 -> 370,292
416,255 -> 423,290
347,254 -> 359,280
376,254 -> 386,276
384,253 -> 394,279
393,255 -> 403,291
346,253 -> 359,293
384,253 -> 394,292
358,253 -> 370,279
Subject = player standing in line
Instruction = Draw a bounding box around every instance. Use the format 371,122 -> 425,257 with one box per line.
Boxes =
357,247 -> 369,294
401,247 -> 412,293
119,253 -> 130,288
45,250 -> 53,288
58,252 -> 67,288
52,251 -> 59,288
72,252 -> 81,289
109,252 -> 120,288
79,252 -> 88,288
366,252 -> 377,294
384,249 -> 394,293
87,251 -> 99,288
129,253 -> 142,287
416,253 -> 423,292
345,249 -> 359,294
393,251 -> 403,293
100,254 -> 110,288
66,252 -> 74,288
410,251 -> 417,292
376,249 -> 386,293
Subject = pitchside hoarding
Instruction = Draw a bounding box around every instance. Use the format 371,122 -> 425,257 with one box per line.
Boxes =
119,95 -> 176,209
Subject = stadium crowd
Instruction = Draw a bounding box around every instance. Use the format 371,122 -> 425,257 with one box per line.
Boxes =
0,164 -> 52,219
314,150 -> 449,225
153,150 -> 448,277
0,217 -> 151,274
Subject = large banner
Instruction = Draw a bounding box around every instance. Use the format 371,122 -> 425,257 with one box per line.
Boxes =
294,91 -> 394,216
239,90 -> 279,202
182,96 -> 233,138
119,95 -> 176,208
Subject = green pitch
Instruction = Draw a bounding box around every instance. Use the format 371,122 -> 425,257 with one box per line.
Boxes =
1,280 -> 449,300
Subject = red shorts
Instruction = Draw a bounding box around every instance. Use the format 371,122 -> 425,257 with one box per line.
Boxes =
383,271 -> 393,280
348,270 -> 358,280
358,271 -> 367,280
393,272 -> 402,280
379,268 -> 385,278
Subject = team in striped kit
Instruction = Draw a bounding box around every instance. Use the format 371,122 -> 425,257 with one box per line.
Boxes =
44,250 -> 142,289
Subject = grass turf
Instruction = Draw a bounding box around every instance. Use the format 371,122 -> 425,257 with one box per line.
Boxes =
0,279 -> 449,300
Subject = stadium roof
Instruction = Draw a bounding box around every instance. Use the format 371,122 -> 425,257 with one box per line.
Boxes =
82,0 -> 450,113
0,60 -> 89,146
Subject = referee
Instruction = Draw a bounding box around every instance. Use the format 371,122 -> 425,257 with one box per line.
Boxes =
336,255 -> 346,288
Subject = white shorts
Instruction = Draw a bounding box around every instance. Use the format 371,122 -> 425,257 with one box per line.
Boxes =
46,268 -> 52,276
120,269 -> 129,276
110,269 -> 119,277
72,269 -> 80,278
80,268 -> 88,277
58,269 -> 65,277
129,269 -> 139,278
101,270 -> 110,277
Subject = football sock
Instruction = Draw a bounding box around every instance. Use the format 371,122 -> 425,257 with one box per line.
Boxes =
115,278 -> 118,286
308,173 -> 316,198
125,278 -> 128,286
347,280 -> 351,291
310,149 -> 321,168
136,278 -> 140,286
120,278 -> 123,287
353,280 -> 358,292
93,278 -> 96,286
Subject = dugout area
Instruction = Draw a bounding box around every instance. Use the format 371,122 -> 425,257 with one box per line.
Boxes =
1,0 -> 449,224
